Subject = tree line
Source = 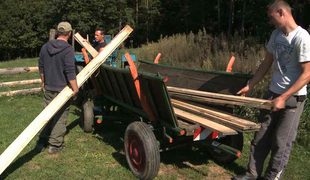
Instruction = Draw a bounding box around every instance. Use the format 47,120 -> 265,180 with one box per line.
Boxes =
0,0 -> 309,61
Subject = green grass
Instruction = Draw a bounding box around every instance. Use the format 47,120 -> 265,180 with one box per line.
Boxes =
0,58 -> 38,68
0,58 -> 310,180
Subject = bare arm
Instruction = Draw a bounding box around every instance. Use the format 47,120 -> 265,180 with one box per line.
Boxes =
69,79 -> 79,96
237,51 -> 274,96
99,47 -> 105,53
40,73 -> 45,92
271,61 -> 310,111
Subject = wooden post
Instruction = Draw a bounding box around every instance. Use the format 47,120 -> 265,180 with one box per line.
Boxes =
72,29 -> 75,51
49,29 -> 56,40
0,25 -> 133,175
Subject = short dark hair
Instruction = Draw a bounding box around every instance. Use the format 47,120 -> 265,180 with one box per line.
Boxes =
95,27 -> 105,35
267,0 -> 292,14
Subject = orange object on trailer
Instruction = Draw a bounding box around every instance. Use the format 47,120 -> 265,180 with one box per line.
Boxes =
124,53 -> 156,121
153,53 -> 162,64
82,48 -> 101,95
226,56 -> 236,72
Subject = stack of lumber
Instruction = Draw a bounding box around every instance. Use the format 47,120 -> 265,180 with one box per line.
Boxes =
168,86 -> 272,110
0,79 -> 42,97
168,86 -> 272,134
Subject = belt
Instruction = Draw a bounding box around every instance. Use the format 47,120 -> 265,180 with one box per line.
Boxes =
294,95 -> 307,102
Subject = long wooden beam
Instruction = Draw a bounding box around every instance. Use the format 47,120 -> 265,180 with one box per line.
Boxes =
0,25 -> 133,175
0,67 -> 38,75
170,92 -> 272,110
0,79 -> 41,88
74,33 -> 98,57
174,108 -> 238,135
0,88 -> 42,97
167,86 -> 273,109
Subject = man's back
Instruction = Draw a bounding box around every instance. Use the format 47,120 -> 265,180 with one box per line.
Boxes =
38,39 -> 75,92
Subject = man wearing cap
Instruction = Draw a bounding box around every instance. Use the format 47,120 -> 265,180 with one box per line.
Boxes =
36,22 -> 79,154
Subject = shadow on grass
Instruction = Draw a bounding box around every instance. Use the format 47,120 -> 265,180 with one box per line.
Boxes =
0,149 -> 39,180
0,109 -> 82,180
66,108 -> 83,134
92,121 -> 247,177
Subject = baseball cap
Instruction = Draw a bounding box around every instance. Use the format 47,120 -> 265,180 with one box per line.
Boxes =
57,22 -> 72,32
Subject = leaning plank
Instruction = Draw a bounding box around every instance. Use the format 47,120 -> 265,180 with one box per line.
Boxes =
74,33 -> 98,57
171,99 -> 258,127
0,67 -> 38,75
0,88 -> 42,97
0,79 -> 41,88
174,108 -> 237,135
167,86 -> 272,109
0,25 -> 133,175
172,99 -> 260,131
170,92 -> 272,110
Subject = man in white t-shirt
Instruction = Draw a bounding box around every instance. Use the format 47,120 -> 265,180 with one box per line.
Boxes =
233,1 -> 310,180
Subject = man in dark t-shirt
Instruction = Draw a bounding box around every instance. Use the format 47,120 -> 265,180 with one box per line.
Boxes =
93,27 -> 106,52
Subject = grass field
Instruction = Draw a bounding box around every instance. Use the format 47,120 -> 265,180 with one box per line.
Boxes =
0,58 -> 310,180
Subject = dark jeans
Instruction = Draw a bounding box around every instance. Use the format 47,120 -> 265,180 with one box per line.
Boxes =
38,90 -> 72,146
247,89 -> 306,180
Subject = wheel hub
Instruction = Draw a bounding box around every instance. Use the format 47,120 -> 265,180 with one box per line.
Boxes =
128,134 -> 145,172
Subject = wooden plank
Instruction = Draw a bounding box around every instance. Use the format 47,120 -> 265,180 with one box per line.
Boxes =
0,79 -> 41,88
171,99 -> 259,127
72,29 -> 75,51
0,87 -> 42,97
0,25 -> 133,175
140,78 -> 159,118
74,32 -> 98,57
167,86 -> 272,109
94,69 -> 108,94
106,70 -> 123,101
114,73 -> 134,106
173,108 -> 238,135
0,67 -> 38,75
171,99 -> 260,131
100,68 -> 115,97
49,29 -> 56,40
170,92 -> 272,110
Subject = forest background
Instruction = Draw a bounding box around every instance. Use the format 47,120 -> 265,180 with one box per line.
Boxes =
0,0 -> 310,61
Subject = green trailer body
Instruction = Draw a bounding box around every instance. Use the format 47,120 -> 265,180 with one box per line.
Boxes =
85,60 -> 254,180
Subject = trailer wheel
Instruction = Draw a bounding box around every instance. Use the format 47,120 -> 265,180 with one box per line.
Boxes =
82,100 -> 94,133
208,132 -> 243,164
125,122 -> 160,180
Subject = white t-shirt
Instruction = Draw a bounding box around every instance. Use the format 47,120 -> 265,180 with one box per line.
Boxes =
266,26 -> 310,96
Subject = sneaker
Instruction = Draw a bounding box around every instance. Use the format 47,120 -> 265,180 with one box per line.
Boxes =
35,138 -> 48,152
48,144 -> 66,154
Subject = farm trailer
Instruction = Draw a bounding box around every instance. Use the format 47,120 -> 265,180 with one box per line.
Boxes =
79,55 -> 259,180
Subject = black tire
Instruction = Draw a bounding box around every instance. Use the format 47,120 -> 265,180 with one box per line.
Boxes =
124,122 -> 160,180
82,100 -> 94,133
208,132 -> 244,164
